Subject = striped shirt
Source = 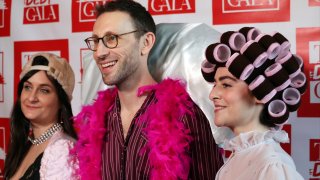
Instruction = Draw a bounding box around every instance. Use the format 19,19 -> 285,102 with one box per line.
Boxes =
101,91 -> 223,180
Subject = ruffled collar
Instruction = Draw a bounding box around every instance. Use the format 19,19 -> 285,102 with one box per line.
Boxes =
223,130 -> 289,152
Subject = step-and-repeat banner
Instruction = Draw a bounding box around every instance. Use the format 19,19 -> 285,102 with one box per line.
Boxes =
0,0 -> 319,179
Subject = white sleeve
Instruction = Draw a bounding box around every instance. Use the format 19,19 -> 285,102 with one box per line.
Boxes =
258,161 -> 304,180
40,137 -> 79,180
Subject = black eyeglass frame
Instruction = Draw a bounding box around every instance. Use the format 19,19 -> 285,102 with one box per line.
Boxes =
84,30 -> 140,51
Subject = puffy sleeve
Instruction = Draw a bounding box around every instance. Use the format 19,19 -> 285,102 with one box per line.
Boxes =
40,134 -> 79,180
258,161 -> 304,180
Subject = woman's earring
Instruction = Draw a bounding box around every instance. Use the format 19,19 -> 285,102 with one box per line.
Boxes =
59,107 -> 64,124
28,125 -> 33,138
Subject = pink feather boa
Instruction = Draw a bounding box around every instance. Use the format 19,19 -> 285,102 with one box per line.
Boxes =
72,79 -> 194,180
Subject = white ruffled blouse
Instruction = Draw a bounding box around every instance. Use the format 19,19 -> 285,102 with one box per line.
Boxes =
39,131 -> 78,180
215,130 -> 304,180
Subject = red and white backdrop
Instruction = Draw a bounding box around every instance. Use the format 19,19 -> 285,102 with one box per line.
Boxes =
0,0 -> 319,179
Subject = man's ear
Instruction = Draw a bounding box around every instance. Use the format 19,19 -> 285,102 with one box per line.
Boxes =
141,32 -> 156,55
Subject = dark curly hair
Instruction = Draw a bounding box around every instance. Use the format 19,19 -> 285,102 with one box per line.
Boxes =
95,0 -> 156,38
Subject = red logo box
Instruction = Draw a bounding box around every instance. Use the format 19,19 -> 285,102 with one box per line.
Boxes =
311,161 -> 320,177
0,118 -> 10,178
212,0 -> 289,24
309,0 -> 320,6
14,39 -> 69,101
310,139 -> 320,178
0,0 -> 11,36
72,0 -> 106,32
296,27 -> 320,118
148,0 -> 195,15
23,0 -> 59,24
0,52 -> 4,103
310,139 -> 320,161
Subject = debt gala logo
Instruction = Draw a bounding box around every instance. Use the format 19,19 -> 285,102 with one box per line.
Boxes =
212,0 -> 289,24
309,0 -> 320,6
296,28 -> 320,118
23,0 -> 59,24
13,39 -> 69,101
310,139 -> 320,178
0,52 -> 4,103
72,0 -> 106,32
148,0 -> 195,15
0,118 -> 10,178
0,0 -> 11,36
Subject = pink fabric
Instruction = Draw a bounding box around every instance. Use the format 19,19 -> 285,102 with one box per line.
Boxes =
39,131 -> 78,180
73,79 -> 194,180
138,79 -> 193,180
72,88 -> 117,180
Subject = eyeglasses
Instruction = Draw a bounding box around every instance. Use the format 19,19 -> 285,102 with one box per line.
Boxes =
84,30 -> 139,51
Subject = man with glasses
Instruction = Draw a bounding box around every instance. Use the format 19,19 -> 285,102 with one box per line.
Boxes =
73,1 -> 223,179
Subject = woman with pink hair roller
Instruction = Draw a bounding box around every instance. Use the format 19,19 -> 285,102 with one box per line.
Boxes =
201,27 -> 305,179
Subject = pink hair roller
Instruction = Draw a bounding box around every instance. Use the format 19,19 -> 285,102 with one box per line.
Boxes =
282,87 -> 301,112
276,51 -> 301,78
201,59 -> 216,83
270,31 -> 291,52
290,72 -> 307,94
239,27 -> 261,41
249,75 -> 277,104
220,31 -> 246,51
256,33 -> 281,59
240,40 -> 268,68
226,53 -> 254,81
268,99 -> 289,125
265,63 -> 291,92
205,43 -> 231,65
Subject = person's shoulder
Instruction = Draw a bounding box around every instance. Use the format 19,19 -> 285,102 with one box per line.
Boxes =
250,141 -> 295,169
42,132 -> 76,166
40,132 -> 78,179
257,158 -> 303,180
47,131 -> 76,150
157,79 -> 195,103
